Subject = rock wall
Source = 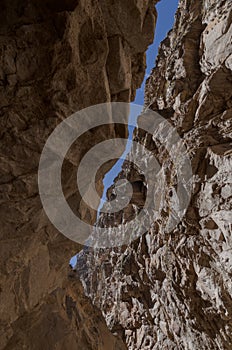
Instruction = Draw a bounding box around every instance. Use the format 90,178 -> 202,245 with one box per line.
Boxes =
0,0 -> 156,348
78,0 -> 232,349
3,271 -> 126,350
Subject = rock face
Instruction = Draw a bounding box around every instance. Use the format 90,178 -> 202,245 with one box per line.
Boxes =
78,0 -> 232,349
0,0 -> 156,348
2,271 -> 126,350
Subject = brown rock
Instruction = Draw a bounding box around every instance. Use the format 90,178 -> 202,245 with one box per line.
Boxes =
79,0 -> 232,349
0,0 -> 155,348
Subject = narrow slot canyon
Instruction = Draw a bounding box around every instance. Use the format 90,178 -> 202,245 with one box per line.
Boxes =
0,0 -> 231,349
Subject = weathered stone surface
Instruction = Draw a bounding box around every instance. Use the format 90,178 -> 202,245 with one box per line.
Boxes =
1,271 -> 126,350
0,0 -> 155,348
78,0 -> 232,349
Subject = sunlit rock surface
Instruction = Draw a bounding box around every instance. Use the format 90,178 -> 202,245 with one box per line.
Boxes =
78,0 -> 232,349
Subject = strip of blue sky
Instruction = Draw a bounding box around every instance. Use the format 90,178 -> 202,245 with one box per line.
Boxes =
100,0 -> 179,203
97,109 -> 139,213
135,0 -> 179,105
70,0 -> 178,266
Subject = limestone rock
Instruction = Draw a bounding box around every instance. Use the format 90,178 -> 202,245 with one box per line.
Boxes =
0,0 -> 155,348
78,0 -> 232,349
1,271 -> 126,350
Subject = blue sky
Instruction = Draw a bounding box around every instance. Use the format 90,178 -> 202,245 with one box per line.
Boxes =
100,0 -> 179,204
70,0 -> 178,266
134,0 -> 179,105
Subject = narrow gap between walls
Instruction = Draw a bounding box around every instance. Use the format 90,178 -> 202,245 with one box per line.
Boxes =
70,0 -> 179,267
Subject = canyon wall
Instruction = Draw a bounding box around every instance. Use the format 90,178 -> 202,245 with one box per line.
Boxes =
0,0 -> 156,348
79,0 -> 232,349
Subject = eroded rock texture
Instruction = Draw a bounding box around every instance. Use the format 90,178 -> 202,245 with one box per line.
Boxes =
0,0 -> 156,348
2,271 -> 126,350
78,0 -> 232,349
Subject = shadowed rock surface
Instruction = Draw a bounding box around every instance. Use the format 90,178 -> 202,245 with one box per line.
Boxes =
78,0 -> 232,349
0,0 -> 156,348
